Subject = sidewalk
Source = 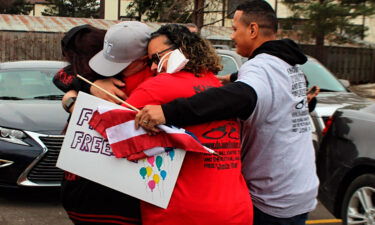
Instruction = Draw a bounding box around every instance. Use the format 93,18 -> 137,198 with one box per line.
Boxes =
349,83 -> 375,100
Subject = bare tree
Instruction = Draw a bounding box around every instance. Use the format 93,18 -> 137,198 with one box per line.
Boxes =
126,0 -> 191,22
0,0 -> 15,10
193,0 -> 205,29
99,0 -> 104,19
0,0 -> 32,14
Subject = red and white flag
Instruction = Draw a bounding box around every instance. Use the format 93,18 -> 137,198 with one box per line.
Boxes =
89,106 -> 216,160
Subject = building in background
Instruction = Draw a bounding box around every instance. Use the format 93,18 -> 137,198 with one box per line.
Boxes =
102,0 -> 131,20
27,0 -> 50,17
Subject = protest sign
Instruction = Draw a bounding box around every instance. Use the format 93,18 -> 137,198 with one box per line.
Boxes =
56,92 -> 186,209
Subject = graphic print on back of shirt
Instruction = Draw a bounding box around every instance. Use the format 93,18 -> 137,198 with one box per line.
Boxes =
288,66 -> 311,133
199,120 -> 241,171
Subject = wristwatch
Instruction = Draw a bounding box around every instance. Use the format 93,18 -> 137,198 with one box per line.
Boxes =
63,97 -> 77,112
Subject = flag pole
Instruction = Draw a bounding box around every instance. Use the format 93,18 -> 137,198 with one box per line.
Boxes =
76,74 -> 140,112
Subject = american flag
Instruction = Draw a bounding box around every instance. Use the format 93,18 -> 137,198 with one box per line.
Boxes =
88,106 -> 216,160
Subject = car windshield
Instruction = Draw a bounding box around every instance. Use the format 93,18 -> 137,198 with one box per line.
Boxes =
300,59 -> 347,92
0,68 -> 63,100
218,55 -> 239,76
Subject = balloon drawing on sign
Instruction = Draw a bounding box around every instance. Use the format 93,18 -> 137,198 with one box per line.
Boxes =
146,166 -> 152,177
147,156 -> 155,167
153,174 -> 160,184
138,153 -> 172,191
148,180 -> 156,192
156,156 -> 163,171
139,167 -> 147,179
160,170 -> 167,180
169,149 -> 175,161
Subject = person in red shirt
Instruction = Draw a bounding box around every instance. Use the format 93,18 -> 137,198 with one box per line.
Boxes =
126,24 -> 253,225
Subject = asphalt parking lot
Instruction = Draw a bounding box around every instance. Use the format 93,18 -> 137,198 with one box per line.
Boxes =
308,201 -> 342,225
0,187 -> 343,225
0,188 -> 70,225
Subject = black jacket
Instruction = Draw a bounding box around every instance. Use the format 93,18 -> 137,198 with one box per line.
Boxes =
162,39 -> 308,126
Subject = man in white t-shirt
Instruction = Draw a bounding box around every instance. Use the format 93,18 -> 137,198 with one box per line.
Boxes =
134,1 -> 319,224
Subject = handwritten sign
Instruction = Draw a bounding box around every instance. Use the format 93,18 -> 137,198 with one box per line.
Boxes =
56,92 -> 185,208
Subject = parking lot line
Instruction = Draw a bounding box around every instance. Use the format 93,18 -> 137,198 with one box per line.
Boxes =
306,219 -> 342,224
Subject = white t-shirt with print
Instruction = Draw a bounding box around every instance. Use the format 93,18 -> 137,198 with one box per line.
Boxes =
237,53 -> 319,218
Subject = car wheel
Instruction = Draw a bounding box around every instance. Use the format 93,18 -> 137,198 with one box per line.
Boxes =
341,174 -> 375,225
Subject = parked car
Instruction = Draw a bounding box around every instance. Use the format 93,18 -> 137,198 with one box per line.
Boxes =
300,57 -> 373,148
316,103 -> 375,225
0,60 -> 68,188
216,49 -> 246,76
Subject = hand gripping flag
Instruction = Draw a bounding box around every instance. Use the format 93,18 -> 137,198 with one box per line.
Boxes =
88,106 -> 217,160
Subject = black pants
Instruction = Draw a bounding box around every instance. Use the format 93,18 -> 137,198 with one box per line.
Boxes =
61,174 -> 141,225
253,206 -> 308,225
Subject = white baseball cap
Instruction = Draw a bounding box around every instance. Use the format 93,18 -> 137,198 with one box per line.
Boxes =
89,21 -> 152,76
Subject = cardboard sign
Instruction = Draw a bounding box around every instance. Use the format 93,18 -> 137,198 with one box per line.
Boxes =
56,92 -> 186,208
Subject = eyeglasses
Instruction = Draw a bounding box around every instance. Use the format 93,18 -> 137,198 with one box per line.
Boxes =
150,46 -> 175,65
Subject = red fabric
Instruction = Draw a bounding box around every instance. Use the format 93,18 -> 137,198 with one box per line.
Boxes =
121,67 -> 154,97
89,108 -> 215,160
126,71 -> 253,225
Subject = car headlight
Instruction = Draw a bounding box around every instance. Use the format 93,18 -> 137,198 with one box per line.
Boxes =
0,126 -> 29,146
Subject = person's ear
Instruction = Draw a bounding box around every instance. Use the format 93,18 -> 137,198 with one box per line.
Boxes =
249,23 -> 259,38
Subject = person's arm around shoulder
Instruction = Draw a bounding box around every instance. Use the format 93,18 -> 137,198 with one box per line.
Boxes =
216,71 -> 238,85
53,65 -> 127,103
135,81 -> 257,131
89,77 -> 127,103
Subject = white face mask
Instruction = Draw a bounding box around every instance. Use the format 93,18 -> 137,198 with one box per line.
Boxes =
157,49 -> 189,74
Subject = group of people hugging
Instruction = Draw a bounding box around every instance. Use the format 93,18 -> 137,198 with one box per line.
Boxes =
54,19 -> 252,225
53,1 -> 319,225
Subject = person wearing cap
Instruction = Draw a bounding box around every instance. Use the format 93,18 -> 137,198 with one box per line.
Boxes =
88,21 -> 154,102
123,24 -> 253,225
54,22 -> 153,225
56,21 -> 154,112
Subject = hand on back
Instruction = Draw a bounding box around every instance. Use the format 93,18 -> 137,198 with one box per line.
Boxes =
90,77 -> 127,104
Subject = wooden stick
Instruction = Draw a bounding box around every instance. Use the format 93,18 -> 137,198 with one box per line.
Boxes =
76,74 -> 140,112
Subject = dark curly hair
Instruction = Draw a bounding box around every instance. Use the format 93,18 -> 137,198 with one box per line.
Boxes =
150,24 -> 222,76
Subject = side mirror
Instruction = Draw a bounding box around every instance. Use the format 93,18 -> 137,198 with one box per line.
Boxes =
339,79 -> 350,88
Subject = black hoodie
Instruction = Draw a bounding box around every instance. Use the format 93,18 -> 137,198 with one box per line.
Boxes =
230,39 -> 307,81
162,39 -> 307,126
